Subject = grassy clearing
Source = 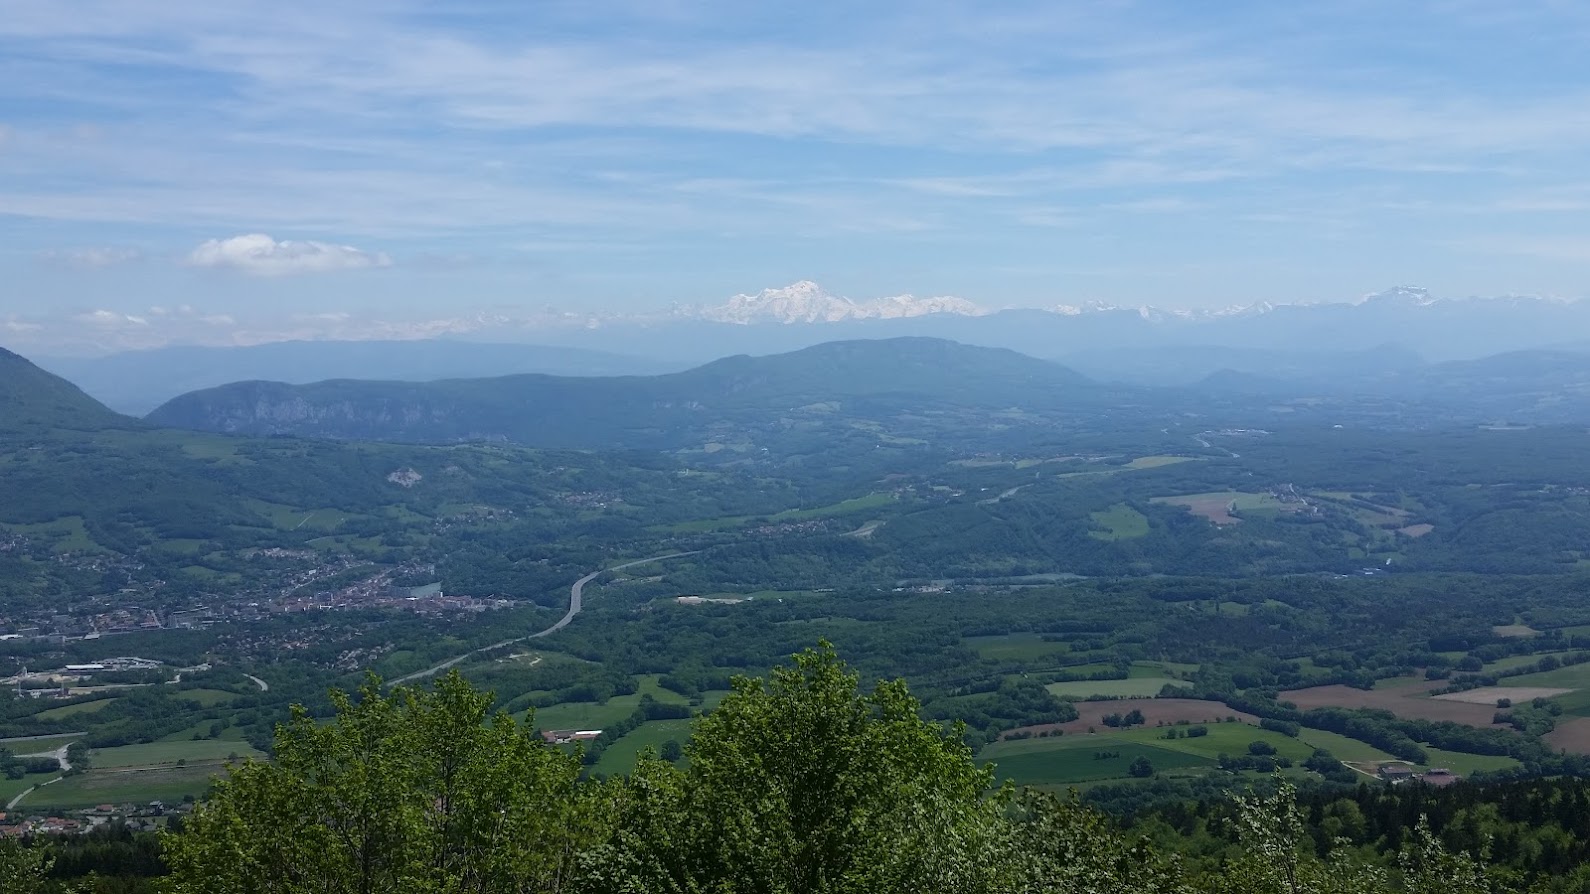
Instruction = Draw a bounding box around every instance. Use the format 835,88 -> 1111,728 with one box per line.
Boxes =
529,678 -> 697,732
634,674 -> 692,705
1295,729 -> 1400,764
33,699 -> 118,720
1418,747 -> 1520,775
965,633 -> 1068,662
0,770 -> 63,805
90,739 -> 264,769
27,765 -> 227,810
12,516 -> 103,553
1125,456 -> 1194,470
1045,678 -> 1191,699
1504,662 -> 1590,691
1089,503 -> 1150,541
1485,654 -> 1557,673
0,734 -> 81,753
981,735 -> 1209,786
1112,724 -> 1315,762
591,719 -> 695,776
1151,492 -> 1282,525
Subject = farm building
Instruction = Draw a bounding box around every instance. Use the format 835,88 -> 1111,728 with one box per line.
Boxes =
540,729 -> 603,745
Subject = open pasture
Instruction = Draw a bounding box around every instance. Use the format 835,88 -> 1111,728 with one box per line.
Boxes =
1434,686 -> 1570,705
1010,698 -> 1256,736
175,688 -> 239,707
1089,503 -> 1150,541
592,719 -> 695,776
33,699 -> 117,720
1150,492 -> 1282,526
0,734 -> 81,753
1281,680 -> 1503,727
1112,723 -> 1315,762
1046,678 -> 1191,699
965,633 -> 1067,662
90,738 -> 265,769
981,736 -> 1209,787
26,764 -> 227,810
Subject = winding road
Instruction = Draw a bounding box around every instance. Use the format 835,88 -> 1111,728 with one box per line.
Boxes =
388,551 -> 697,687
7,742 -> 76,810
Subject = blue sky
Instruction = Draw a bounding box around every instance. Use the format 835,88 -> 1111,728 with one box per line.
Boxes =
3,0 -> 1589,352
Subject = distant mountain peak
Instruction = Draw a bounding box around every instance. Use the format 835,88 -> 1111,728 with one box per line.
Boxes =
686,282 -> 987,325
1361,285 -> 1436,306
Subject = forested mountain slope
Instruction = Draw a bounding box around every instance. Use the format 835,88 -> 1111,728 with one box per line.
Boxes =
0,347 -> 134,435
142,338 -> 1121,448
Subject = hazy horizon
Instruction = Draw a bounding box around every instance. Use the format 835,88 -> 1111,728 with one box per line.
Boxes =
5,2 -> 1590,354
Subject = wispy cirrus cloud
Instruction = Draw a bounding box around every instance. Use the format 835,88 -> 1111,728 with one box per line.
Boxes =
187,234 -> 391,276
2,0 -> 1590,326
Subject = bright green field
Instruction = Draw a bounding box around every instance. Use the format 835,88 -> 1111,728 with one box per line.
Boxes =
90,738 -> 264,769
981,736 -> 1209,786
965,633 -> 1068,661
25,765 -> 227,810
0,734 -> 81,753
33,698 -> 118,720
1089,503 -> 1150,541
1295,729 -> 1400,763
591,719 -> 695,776
1503,662 -> 1590,690
1112,724 -> 1315,762
1418,747 -> 1521,775
0,770 -> 63,805
1046,678 -> 1191,698
1500,663 -> 1590,716
527,675 -> 711,732
1125,456 -> 1194,470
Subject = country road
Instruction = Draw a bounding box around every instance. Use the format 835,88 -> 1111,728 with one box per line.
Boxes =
8,742 -> 76,810
388,551 -> 697,687
244,674 -> 269,692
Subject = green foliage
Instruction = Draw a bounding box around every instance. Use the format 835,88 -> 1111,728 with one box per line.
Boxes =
164,671 -> 598,894
578,643 -> 1013,893
0,837 -> 51,894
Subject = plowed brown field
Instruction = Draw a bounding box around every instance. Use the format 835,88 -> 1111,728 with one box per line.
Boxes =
1280,680 -> 1505,727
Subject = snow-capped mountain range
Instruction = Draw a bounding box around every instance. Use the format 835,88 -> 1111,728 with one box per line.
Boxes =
678,281 -> 988,325
670,282 -> 1530,326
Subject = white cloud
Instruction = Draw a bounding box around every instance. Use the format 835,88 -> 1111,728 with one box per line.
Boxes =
187,234 -> 391,276
73,309 -> 149,326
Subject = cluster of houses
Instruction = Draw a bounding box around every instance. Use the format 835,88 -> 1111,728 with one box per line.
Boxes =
1378,764 -> 1461,787
0,800 -> 187,837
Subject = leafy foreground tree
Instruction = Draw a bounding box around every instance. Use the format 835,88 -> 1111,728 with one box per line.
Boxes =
164,646 -> 1549,894
165,672 -> 599,894
0,838 -> 51,893
577,643 -> 1014,893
